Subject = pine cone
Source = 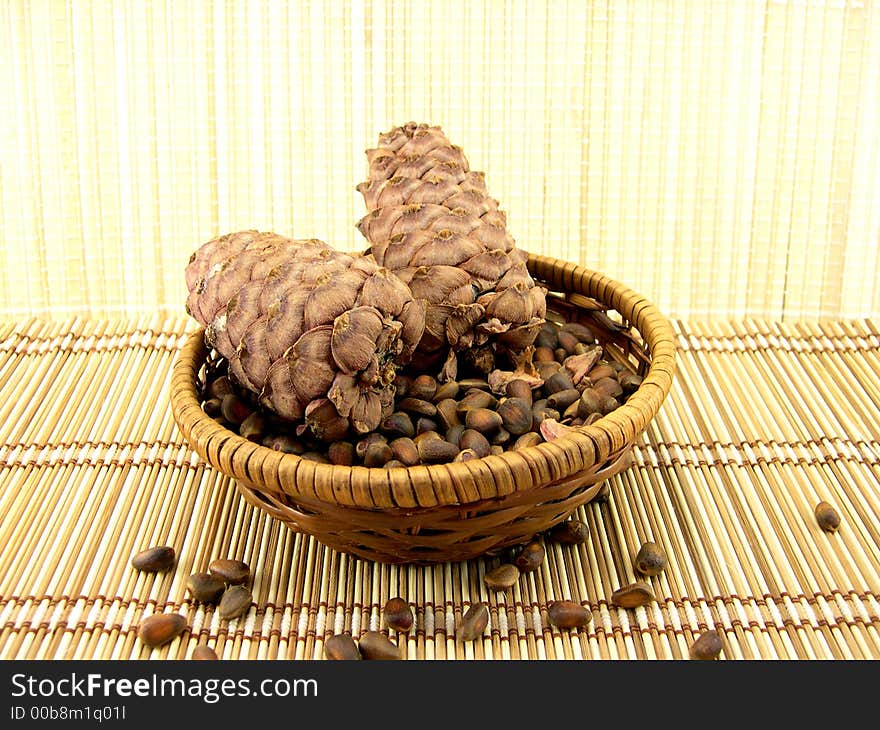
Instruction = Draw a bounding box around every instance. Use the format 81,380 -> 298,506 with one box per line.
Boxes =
356,122 -> 546,367
185,231 -> 425,438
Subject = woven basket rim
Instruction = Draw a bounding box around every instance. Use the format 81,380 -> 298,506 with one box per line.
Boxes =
170,254 -> 676,511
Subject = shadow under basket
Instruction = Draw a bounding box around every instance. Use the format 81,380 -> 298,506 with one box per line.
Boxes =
170,254 -> 676,564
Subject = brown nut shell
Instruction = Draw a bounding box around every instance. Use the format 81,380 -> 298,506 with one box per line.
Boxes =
138,613 -> 187,648
547,520 -> 590,545
634,541 -> 667,577
131,545 -> 176,573
547,600 -> 592,629
689,629 -> 723,660
324,634 -> 362,660
218,585 -> 253,621
358,631 -> 402,660
815,501 -> 841,533
610,582 -> 655,609
497,397 -> 533,436
417,438 -> 459,464
483,563 -> 520,591
186,572 -> 226,604
514,542 -> 545,573
208,558 -> 251,586
458,602 -> 489,641
191,645 -> 220,660
384,597 -> 414,632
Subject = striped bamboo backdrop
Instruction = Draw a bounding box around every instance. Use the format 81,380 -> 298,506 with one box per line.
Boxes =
1,0 -> 878,322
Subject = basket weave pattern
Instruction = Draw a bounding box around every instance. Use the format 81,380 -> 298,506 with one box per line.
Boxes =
171,254 -> 676,563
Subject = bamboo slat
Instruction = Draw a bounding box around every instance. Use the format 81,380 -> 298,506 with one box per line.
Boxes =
0,316 -> 878,660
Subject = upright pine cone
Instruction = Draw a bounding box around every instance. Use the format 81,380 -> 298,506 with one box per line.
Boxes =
185,230 -> 425,439
356,122 -> 546,370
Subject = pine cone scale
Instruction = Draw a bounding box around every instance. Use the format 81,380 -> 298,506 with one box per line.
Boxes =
330,307 -> 384,375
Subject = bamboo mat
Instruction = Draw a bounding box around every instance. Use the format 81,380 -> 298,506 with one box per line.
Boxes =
0,316 -> 878,661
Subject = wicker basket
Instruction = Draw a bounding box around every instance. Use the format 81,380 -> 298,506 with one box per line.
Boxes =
170,254 -> 676,564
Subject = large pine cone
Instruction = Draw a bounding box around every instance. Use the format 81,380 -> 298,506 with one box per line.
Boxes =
356,122 -> 546,365
185,230 -> 425,438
